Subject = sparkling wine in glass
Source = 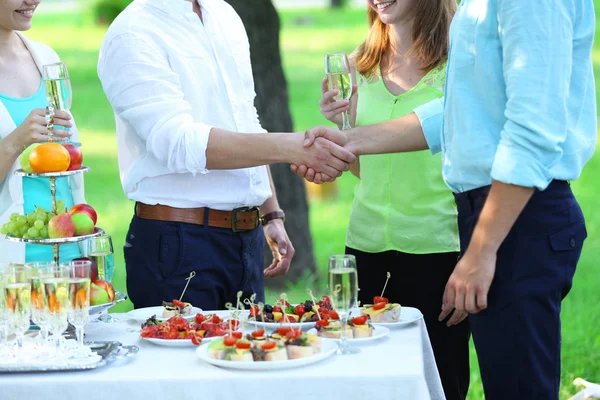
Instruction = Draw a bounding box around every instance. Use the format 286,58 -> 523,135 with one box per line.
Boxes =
67,260 -> 91,358
28,261 -> 55,356
41,265 -> 70,360
42,62 -> 74,144
0,263 -> 11,361
88,235 -> 114,283
328,255 -> 359,355
325,52 -> 353,130
3,264 -> 32,362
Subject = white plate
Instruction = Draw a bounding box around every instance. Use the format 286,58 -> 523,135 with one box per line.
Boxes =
127,306 -> 203,324
196,339 -> 337,370
141,335 -> 221,348
368,307 -> 424,328
307,325 -> 390,342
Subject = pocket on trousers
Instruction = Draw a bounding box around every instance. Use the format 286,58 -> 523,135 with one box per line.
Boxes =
158,228 -> 184,282
548,223 -> 587,252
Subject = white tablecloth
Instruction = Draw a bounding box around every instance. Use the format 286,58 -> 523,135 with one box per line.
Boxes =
1,313 -> 445,400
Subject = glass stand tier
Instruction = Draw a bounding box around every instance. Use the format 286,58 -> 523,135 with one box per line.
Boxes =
4,167 -> 104,264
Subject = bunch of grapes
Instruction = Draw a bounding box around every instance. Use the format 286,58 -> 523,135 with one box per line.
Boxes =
0,200 -> 66,240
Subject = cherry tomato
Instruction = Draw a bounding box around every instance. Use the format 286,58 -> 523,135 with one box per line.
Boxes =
285,328 -> 302,339
236,341 -> 251,350
261,341 -> 277,351
223,336 -> 238,347
373,302 -> 387,310
249,305 -> 260,317
251,329 -> 265,338
373,296 -> 389,304
316,319 -> 329,327
195,314 -> 205,324
321,296 -> 332,307
172,299 -> 185,307
293,304 -> 306,317
320,310 -> 331,319
191,334 -> 203,345
277,327 -> 292,336
231,331 -> 243,339
272,305 -> 282,313
329,310 -> 340,320
352,315 -> 368,325
211,326 -> 227,337
229,319 -> 240,330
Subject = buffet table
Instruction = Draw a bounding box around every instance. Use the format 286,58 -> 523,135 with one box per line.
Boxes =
0,313 -> 445,400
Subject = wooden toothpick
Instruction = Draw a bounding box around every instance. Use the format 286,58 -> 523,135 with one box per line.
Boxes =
380,272 -> 391,298
178,271 -> 196,301
307,289 -> 321,320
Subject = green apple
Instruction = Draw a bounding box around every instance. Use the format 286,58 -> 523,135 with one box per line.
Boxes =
71,213 -> 94,236
19,144 -> 40,173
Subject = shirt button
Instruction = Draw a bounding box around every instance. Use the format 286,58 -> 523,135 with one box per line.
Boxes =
570,238 -> 576,248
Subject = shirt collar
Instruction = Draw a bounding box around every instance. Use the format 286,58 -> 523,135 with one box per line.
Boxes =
147,0 -> 197,18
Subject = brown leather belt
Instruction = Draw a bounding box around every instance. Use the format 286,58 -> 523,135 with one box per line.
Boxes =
135,203 -> 261,232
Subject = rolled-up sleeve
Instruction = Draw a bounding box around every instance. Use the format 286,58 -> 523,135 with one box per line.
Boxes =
97,33 -> 212,175
413,98 -> 444,155
491,0 -> 574,190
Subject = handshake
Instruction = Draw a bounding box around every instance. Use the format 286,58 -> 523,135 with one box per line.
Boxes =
287,126 -> 357,184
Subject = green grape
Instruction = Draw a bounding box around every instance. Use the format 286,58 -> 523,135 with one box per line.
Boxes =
19,225 -> 29,237
27,227 -> 39,238
10,213 -> 20,222
35,206 -> 48,214
33,220 -> 44,230
10,229 -> 22,238
26,213 -> 37,224
0,224 -> 10,235
6,221 -> 16,233
22,234 -> 31,240
40,226 -> 49,239
48,213 -> 56,220
16,216 -> 27,227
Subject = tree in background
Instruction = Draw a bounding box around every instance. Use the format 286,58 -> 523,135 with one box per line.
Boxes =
331,0 -> 346,8
225,0 -> 319,289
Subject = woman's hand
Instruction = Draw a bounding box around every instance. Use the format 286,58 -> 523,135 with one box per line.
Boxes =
11,108 -> 73,152
319,77 -> 357,127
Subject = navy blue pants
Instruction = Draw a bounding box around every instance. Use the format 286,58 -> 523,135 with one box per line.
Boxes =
454,181 -> 587,400
123,210 -> 266,310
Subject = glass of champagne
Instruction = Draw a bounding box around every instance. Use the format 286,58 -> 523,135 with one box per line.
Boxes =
325,52 -> 353,130
28,261 -> 55,356
3,264 -> 32,362
42,62 -> 74,144
41,264 -> 70,360
328,254 -> 359,355
67,260 -> 91,358
0,263 -> 10,361
88,235 -> 115,283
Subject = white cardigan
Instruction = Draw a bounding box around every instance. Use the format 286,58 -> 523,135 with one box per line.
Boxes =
0,33 -> 86,263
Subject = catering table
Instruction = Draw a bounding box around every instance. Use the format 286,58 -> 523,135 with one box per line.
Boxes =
0,313 -> 446,400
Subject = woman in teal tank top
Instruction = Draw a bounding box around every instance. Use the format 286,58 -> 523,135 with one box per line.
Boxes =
0,0 -> 80,264
316,2 -> 469,399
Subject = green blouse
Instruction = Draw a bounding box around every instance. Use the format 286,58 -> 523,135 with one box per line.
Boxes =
346,65 -> 459,254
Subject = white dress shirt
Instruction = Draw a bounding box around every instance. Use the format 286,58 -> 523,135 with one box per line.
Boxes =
97,0 -> 272,210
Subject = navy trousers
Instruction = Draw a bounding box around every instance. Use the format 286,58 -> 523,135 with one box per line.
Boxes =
454,181 -> 587,400
123,209 -> 266,310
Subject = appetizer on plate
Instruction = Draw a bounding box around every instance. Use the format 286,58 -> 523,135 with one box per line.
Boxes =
207,329 -> 322,362
347,315 -> 373,338
140,313 -> 240,345
314,319 -> 353,339
361,296 -> 401,323
247,295 -> 339,324
162,299 -> 194,318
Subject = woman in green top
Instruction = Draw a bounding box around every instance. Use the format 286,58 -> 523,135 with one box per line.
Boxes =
317,1 -> 469,399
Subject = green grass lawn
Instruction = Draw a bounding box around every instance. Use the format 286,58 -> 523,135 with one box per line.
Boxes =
24,6 -> 599,399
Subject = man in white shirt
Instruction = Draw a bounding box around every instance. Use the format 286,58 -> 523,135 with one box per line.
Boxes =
97,0 -> 355,309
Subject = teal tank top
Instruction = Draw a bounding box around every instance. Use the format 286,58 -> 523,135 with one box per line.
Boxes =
0,79 -> 81,263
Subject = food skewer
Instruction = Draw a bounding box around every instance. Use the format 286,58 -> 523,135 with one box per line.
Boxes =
178,271 -> 196,302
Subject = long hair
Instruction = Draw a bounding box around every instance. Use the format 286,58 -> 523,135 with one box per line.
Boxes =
353,1 -> 456,77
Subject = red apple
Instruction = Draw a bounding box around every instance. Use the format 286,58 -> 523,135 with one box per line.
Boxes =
73,257 -> 98,282
48,213 -> 75,238
69,203 -> 97,225
63,144 -> 83,171
91,280 -> 115,303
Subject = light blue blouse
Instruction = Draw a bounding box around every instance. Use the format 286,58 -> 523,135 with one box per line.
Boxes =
414,0 -> 597,192
0,79 -> 81,263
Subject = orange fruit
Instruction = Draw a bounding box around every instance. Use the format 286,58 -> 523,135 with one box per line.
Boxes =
29,143 -> 71,173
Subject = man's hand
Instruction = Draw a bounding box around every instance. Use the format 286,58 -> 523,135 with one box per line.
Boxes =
439,246 -> 496,326
263,219 -> 295,278
290,126 -> 355,184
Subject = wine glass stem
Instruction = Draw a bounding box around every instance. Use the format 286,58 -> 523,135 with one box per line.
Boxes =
340,315 -> 349,350
16,334 -> 23,362
341,111 -> 352,130
76,325 -> 84,350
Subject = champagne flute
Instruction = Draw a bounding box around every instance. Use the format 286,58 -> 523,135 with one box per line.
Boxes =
42,62 -> 74,144
88,235 -> 114,283
3,264 -> 32,362
0,263 -> 10,361
67,260 -> 91,358
41,264 -> 70,360
328,254 -> 360,355
27,261 -> 55,356
325,52 -> 353,130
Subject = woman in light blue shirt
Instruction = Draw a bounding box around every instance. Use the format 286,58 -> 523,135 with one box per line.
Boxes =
0,0 -> 84,264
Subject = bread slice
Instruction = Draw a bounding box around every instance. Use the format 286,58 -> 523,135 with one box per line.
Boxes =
307,332 -> 322,353
230,349 -> 253,362
318,327 -> 353,339
286,345 -> 314,359
351,324 -> 373,338
264,347 -> 288,361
